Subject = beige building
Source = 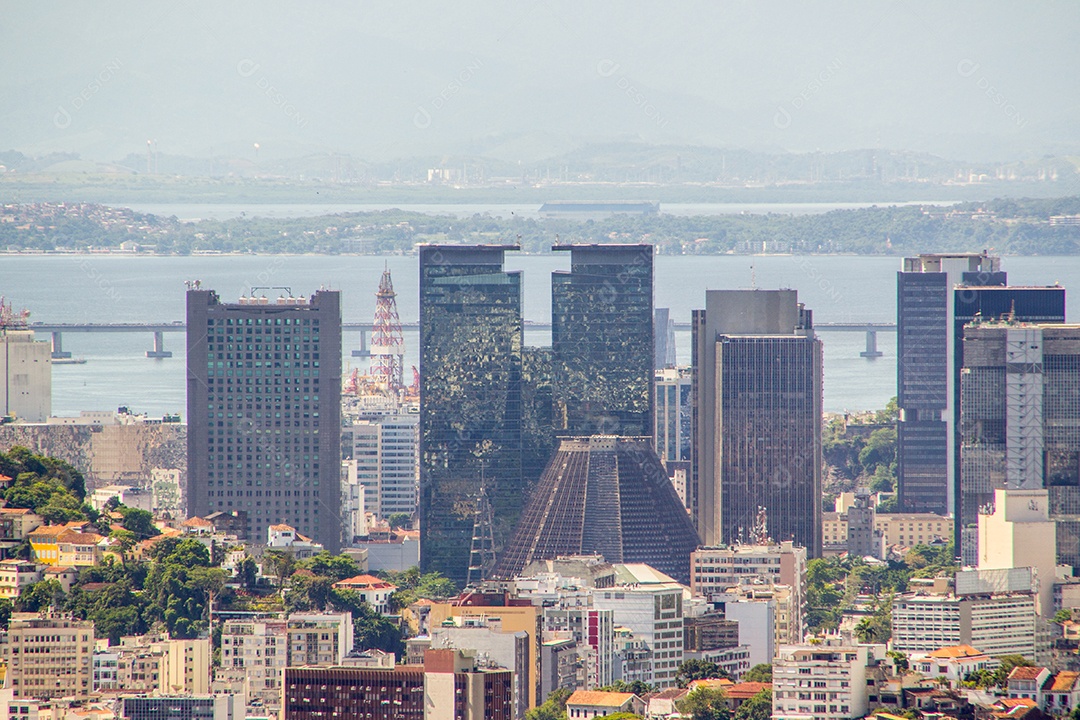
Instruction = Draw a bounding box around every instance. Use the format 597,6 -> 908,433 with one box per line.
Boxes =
1,612 -> 94,699
286,612 -> 354,666
113,634 -> 211,695
0,560 -> 43,599
689,541 -> 806,645
429,599 -> 542,709
218,618 -> 287,715
873,513 -> 952,548
979,488 -> 1057,618
0,329 -> 51,423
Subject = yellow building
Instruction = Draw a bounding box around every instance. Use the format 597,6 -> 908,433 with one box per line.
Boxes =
428,598 -> 541,710
29,525 -> 105,567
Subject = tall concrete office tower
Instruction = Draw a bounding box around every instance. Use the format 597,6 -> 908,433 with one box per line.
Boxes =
961,322 -> 1080,569
896,253 -> 1064,518
419,246 -> 525,586
551,244 -> 653,437
186,288 -> 342,551
691,289 -> 823,556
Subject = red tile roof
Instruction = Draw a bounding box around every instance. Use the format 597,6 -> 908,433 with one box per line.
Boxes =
334,574 -> 397,591
567,690 -> 636,708
928,644 -> 986,659
1047,670 -> 1080,692
1009,666 -> 1047,681
725,682 -> 771,699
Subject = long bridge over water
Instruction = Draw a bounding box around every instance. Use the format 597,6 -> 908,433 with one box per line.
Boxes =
30,321 -> 895,360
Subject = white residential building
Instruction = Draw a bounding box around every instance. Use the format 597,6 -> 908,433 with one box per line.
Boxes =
772,637 -> 886,720
592,567 -> 685,689
286,612 -> 354,666
218,618 -> 287,714
891,569 -> 1038,660
0,561 -> 42,599
332,574 -> 398,614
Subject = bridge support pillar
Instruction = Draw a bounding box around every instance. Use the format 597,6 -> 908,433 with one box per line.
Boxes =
146,331 -> 172,358
351,330 -> 371,358
860,329 -> 883,358
51,332 -> 71,359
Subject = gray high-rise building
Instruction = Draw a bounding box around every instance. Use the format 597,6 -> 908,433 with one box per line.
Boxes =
419,245 -> 525,586
896,253 -> 1064,519
186,288 -> 341,551
691,289 -> 823,556
551,244 -> 653,437
960,322 -> 1080,566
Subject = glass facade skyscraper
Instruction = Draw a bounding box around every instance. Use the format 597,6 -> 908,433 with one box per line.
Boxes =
551,244 -> 654,437
186,289 -> 341,551
419,246 -> 524,586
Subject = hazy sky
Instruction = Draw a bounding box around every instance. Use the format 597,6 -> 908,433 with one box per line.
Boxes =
2,2 -> 1077,163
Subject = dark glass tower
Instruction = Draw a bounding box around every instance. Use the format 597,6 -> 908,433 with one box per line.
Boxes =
691,290 -> 822,557
896,253 -> 1064,519
419,246 -> 524,586
186,288 -> 341,551
551,244 -> 654,437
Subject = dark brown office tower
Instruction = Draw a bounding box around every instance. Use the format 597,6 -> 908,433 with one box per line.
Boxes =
186,288 -> 341,551
691,290 -> 822,557
493,435 -> 702,584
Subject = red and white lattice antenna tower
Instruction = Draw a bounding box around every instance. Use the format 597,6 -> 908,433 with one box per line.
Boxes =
0,297 -> 30,334
369,266 -> 404,390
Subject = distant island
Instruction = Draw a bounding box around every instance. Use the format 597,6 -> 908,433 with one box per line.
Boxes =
2,196 -> 1080,256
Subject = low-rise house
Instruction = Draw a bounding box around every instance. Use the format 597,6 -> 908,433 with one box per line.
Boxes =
332,574 -> 397,614
566,690 -> 645,718
644,687 -> 688,719
0,560 -> 43,598
1008,666 -> 1052,703
0,508 -> 43,540
266,524 -> 323,559
1041,670 -> 1080,716
723,681 -> 771,711
43,565 -> 77,592
911,644 -> 996,687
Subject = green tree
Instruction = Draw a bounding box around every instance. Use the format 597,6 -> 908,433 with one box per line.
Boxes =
0,597 -> 12,630
733,689 -> 771,720
240,556 -> 259,590
742,664 -> 772,683
264,549 -> 297,589
15,579 -> 65,612
119,507 -> 160,539
297,551 -> 360,582
525,688 -> 572,720
676,659 -> 730,688
599,681 -> 656,696
677,687 -> 730,720
387,513 -> 412,529
1054,609 -> 1073,624
993,655 -> 1034,687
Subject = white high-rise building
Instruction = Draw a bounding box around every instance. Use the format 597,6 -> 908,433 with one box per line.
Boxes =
347,413 -> 418,520
0,329 -> 51,423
